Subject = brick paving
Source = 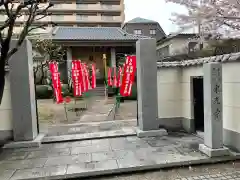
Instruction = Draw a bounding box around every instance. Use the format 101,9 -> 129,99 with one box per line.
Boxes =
0,132 -> 238,180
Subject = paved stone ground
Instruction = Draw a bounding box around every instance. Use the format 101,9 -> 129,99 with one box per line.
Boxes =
38,97 -> 116,126
0,132 -> 238,180
115,100 -> 137,120
87,162 -> 240,180
39,97 -> 138,137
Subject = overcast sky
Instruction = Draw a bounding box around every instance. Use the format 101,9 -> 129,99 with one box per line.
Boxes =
124,0 -> 187,35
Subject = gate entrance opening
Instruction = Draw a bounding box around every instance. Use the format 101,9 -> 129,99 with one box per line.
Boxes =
192,76 -> 204,132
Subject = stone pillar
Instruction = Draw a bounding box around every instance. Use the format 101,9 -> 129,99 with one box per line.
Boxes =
199,62 -> 229,157
6,39 -> 43,148
135,39 -> 167,137
66,47 -> 72,81
110,47 -> 116,67
0,72 -> 13,146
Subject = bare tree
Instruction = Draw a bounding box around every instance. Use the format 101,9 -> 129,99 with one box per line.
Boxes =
0,0 -> 53,104
31,38 -> 65,84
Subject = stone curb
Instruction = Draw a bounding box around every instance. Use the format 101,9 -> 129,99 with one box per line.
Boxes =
3,134 -> 45,149
12,154 -> 240,180
42,129 -> 137,143
45,119 -> 137,128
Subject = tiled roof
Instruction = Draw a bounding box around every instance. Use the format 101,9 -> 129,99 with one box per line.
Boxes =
125,17 -> 158,24
157,52 -> 240,68
157,33 -> 199,44
52,27 -> 148,41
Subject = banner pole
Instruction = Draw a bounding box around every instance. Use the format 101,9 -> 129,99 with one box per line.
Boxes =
103,54 -> 108,103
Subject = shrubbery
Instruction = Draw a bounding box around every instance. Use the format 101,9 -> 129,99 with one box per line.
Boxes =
36,84 -> 71,99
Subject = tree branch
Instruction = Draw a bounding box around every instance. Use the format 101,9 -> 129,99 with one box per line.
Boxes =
4,2 -> 11,17
6,2 -> 36,60
28,24 -> 46,33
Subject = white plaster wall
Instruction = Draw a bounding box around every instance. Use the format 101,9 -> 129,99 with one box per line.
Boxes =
180,63 -> 240,135
157,68 -> 182,118
0,72 -> 13,131
181,66 -> 203,119
222,62 -> 240,134
157,62 -> 240,138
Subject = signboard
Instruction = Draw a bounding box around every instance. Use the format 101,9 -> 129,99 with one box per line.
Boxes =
120,55 -> 137,97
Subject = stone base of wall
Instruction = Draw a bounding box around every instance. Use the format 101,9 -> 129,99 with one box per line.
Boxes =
182,117 -> 195,133
223,128 -> 240,152
0,130 -> 13,147
157,117 -> 194,133
158,117 -> 183,131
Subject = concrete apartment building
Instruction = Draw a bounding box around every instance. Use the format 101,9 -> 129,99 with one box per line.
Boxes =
0,0 -> 125,34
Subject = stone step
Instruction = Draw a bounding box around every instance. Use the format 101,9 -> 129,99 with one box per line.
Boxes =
43,119 -> 137,137
42,127 -> 137,143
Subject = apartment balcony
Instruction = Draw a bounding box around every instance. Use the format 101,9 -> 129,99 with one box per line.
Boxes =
0,15 -> 123,25
76,15 -> 122,23
51,3 -> 122,12
0,15 -> 26,23
0,2 -> 123,12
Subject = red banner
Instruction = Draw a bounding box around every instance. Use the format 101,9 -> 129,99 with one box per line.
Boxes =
49,62 -> 63,104
72,60 -> 82,97
80,63 -> 86,92
91,63 -> 96,89
117,66 -> 122,88
107,67 -> 112,86
120,55 -> 137,97
113,67 -> 117,87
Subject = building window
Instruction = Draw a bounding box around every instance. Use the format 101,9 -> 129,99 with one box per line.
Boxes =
134,29 -> 142,35
188,41 -> 198,53
76,15 -> 88,21
150,29 -> 156,35
158,45 -> 170,58
76,0 -> 88,8
102,4 -> 112,9
76,4 -> 88,8
51,15 -> 64,21
101,16 -> 114,21
53,4 -> 62,8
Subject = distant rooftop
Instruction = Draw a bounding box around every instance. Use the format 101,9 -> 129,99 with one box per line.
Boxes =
125,17 -> 158,24
52,27 -> 149,41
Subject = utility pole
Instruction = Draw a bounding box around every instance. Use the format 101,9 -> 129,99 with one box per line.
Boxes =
197,0 -> 203,50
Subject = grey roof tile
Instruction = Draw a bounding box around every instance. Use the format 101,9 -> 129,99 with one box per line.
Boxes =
126,17 -> 158,24
157,52 -> 240,68
52,27 -> 149,41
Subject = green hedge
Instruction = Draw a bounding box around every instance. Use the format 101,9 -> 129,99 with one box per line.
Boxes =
36,85 -> 52,99
36,84 -> 71,99
61,84 -> 70,97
